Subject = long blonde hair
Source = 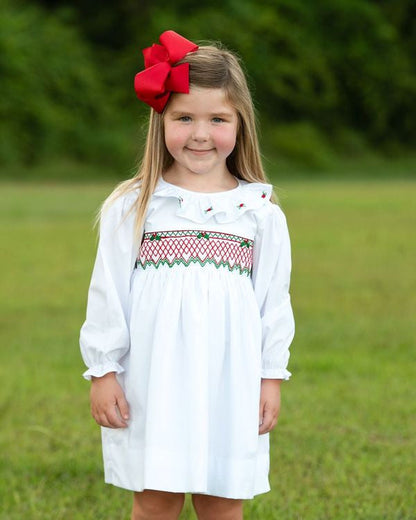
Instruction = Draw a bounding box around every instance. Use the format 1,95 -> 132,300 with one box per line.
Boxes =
98,43 -> 277,239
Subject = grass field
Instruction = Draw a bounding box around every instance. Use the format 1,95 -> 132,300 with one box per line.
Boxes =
0,178 -> 415,519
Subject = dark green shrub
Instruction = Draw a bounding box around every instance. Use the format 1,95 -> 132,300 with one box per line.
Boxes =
0,1 -> 125,167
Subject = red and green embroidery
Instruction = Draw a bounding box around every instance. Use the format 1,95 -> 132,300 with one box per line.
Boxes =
137,230 -> 254,276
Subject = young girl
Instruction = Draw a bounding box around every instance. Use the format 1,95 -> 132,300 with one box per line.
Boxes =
80,30 -> 295,520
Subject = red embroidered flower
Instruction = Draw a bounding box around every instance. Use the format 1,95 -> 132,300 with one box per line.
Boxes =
261,191 -> 267,198
204,206 -> 213,213
237,203 -> 245,209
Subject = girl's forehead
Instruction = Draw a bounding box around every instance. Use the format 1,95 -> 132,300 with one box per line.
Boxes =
166,88 -> 236,114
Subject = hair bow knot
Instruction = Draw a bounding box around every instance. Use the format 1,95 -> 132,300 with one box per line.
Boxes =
134,30 -> 198,113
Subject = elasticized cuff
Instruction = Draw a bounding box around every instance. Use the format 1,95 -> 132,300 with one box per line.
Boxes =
82,362 -> 125,381
261,368 -> 292,380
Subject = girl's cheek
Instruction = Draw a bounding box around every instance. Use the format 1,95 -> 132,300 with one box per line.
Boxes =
170,130 -> 188,145
214,128 -> 237,147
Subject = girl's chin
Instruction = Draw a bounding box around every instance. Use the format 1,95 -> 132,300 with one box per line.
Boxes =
178,162 -> 222,176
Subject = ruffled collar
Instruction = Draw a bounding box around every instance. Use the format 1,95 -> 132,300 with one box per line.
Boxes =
151,175 -> 273,224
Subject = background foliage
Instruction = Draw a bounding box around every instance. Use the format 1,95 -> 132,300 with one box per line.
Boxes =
1,0 -> 415,175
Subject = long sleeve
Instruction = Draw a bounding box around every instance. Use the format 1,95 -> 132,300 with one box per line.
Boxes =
251,202 -> 295,380
79,192 -> 139,380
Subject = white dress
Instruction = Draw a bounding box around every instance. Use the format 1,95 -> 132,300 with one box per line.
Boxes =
79,175 -> 295,499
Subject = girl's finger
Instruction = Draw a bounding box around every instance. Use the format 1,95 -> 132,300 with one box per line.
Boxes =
116,393 -> 130,421
259,401 -> 265,428
105,406 -> 128,428
259,408 -> 273,434
96,413 -> 111,428
259,422 -> 271,434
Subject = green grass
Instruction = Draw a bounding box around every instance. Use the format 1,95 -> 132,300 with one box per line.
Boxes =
0,178 -> 415,519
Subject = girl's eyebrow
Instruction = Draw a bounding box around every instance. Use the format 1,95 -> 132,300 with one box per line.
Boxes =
211,112 -> 234,118
169,111 -> 191,116
169,110 -> 234,117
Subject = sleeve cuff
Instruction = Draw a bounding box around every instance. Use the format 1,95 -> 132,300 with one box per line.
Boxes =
261,368 -> 292,380
82,362 -> 125,381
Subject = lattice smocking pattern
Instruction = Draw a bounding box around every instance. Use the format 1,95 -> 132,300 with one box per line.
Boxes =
136,230 -> 254,276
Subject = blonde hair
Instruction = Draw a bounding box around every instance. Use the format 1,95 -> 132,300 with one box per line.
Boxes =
97,43 -> 277,239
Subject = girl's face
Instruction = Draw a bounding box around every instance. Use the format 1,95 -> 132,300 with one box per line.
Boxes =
163,87 -> 238,179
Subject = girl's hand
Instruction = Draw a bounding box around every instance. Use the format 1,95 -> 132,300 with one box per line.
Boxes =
258,379 -> 282,435
90,372 -> 130,428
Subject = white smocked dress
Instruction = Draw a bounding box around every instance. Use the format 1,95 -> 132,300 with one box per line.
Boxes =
79,175 -> 295,499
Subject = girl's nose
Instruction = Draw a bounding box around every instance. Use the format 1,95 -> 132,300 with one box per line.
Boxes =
191,122 -> 209,141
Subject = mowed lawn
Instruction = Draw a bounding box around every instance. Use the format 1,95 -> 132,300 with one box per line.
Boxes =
0,178 -> 415,519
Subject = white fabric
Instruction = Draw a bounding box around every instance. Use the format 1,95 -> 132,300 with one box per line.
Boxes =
79,175 -> 295,498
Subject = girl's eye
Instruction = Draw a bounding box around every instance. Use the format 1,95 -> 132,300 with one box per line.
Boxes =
179,116 -> 191,122
212,117 -> 224,123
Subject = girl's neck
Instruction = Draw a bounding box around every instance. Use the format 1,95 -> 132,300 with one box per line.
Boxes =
162,168 -> 238,193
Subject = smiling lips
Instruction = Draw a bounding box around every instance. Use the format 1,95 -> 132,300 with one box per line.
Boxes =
186,147 -> 214,154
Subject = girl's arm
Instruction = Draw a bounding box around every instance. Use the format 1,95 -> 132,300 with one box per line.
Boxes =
252,203 -> 295,433
80,193 -> 138,380
80,193 -> 139,428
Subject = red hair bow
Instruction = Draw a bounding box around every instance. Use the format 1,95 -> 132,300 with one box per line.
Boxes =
134,30 -> 198,113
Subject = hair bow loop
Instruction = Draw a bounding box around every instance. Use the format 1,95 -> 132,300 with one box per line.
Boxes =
143,44 -> 169,68
134,30 -> 198,113
159,30 -> 197,63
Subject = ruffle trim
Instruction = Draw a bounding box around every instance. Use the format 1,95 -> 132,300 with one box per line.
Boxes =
82,362 -> 125,381
261,368 -> 292,380
151,179 -> 273,224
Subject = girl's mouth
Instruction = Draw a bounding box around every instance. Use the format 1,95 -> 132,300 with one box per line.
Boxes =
186,148 -> 214,154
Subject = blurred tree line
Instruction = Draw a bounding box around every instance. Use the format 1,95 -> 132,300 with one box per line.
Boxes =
1,0 -> 415,172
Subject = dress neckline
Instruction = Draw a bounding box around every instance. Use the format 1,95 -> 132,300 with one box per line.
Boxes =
158,175 -> 242,195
